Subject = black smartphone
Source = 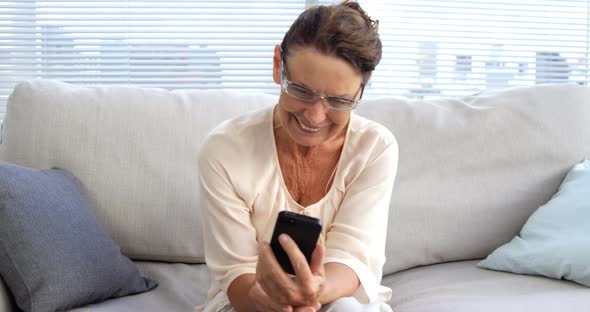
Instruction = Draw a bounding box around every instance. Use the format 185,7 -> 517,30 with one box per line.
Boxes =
270,211 -> 323,275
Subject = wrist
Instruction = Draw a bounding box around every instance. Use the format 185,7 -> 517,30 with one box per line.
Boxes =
227,274 -> 258,312
318,263 -> 360,304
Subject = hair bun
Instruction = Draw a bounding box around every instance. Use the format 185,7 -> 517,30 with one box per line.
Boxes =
340,0 -> 379,32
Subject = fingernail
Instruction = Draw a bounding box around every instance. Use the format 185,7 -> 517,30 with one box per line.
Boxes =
279,234 -> 288,243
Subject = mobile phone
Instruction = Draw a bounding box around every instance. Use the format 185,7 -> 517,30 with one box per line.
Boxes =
270,211 -> 323,275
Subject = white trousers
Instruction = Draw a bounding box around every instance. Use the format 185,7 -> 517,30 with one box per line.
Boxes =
320,297 -> 392,312
221,298 -> 392,312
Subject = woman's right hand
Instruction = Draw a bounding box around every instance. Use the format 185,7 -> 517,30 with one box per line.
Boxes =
254,237 -> 325,310
248,281 -> 293,312
248,281 -> 321,312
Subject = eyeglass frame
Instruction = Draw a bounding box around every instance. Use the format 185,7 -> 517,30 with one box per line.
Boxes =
279,51 -> 365,112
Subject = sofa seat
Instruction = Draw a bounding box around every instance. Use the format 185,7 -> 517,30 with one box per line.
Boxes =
69,260 -> 590,312
385,260 -> 590,312
68,262 -> 209,312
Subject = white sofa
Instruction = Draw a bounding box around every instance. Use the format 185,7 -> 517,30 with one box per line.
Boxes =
1,80 -> 589,312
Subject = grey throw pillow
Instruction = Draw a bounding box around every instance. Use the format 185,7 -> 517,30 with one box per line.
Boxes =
0,161 -> 157,312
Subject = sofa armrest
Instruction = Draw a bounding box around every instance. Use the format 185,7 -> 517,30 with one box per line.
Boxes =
0,278 -> 16,312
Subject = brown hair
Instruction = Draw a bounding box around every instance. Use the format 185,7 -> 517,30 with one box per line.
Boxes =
280,0 -> 382,84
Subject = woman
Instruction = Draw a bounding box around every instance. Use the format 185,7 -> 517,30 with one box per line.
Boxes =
196,1 -> 398,311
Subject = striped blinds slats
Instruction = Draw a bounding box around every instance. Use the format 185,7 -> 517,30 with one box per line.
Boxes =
0,0 -> 311,120
364,0 -> 589,97
0,0 -> 589,121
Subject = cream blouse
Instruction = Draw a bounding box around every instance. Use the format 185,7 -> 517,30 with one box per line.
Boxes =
195,105 -> 398,312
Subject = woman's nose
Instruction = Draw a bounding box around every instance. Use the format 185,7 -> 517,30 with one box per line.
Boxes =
303,98 -> 329,125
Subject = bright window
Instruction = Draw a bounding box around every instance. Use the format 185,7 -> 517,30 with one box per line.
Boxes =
1,0 -> 588,120
365,1 -> 589,97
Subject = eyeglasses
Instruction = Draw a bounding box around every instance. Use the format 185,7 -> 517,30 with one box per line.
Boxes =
280,56 -> 364,112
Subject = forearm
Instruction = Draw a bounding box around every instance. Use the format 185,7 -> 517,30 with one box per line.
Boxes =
318,262 -> 360,304
227,274 -> 257,312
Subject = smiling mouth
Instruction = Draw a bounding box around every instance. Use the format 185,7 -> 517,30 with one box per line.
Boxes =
293,115 -> 320,132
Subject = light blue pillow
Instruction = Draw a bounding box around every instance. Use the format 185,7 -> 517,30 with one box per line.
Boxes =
478,159 -> 590,286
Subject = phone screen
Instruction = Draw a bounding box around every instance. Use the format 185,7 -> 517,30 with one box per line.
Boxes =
270,211 -> 322,275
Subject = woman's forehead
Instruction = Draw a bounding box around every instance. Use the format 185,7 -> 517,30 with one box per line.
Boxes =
285,48 -> 363,95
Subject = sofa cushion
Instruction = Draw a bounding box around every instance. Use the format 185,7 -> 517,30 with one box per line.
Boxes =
0,80 -> 276,263
356,84 -> 590,274
478,159 -> 590,286
0,161 -> 157,312
0,277 -> 14,312
384,260 -> 590,312
68,262 -> 209,312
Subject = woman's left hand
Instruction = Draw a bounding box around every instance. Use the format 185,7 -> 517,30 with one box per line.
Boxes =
256,234 -> 326,308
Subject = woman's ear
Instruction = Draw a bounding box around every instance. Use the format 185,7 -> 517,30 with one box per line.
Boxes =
272,45 -> 282,85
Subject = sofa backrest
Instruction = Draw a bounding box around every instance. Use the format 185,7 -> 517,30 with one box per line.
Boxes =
355,84 -> 590,274
1,80 -> 589,273
0,80 -> 275,263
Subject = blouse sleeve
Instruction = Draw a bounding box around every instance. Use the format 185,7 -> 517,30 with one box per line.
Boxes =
198,135 -> 258,293
323,139 -> 398,304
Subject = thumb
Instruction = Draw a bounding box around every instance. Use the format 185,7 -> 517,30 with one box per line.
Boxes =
310,243 -> 325,276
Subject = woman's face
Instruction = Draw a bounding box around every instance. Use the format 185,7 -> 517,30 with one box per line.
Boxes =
272,45 -> 364,148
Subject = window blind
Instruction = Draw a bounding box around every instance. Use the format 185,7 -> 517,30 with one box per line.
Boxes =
0,0 -> 308,120
1,0 -> 589,121
364,0 -> 589,97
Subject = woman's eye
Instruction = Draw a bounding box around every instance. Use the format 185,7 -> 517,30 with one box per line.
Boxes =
290,86 -> 314,98
329,98 -> 355,107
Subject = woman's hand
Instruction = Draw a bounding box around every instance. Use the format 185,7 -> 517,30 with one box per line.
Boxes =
248,280 -> 322,312
248,281 -> 293,312
256,234 -> 326,308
